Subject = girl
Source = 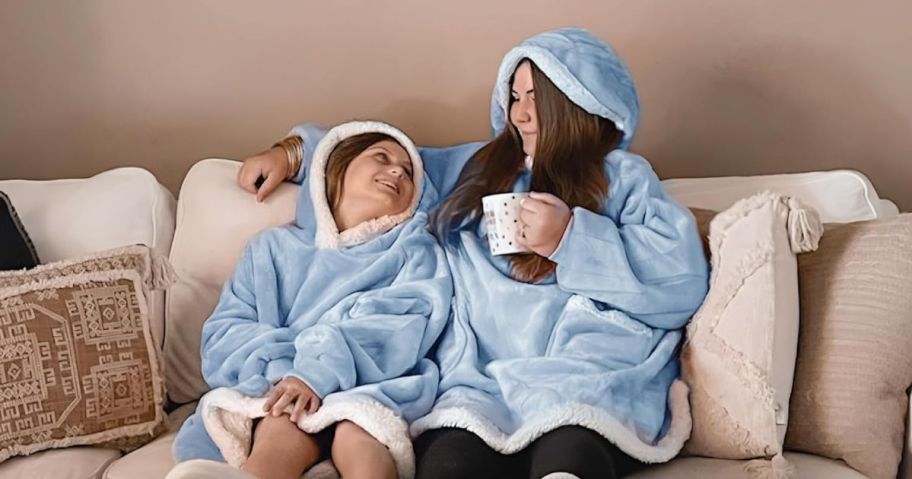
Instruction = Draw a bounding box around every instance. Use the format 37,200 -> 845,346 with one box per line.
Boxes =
171,121 -> 452,479
238,28 -> 709,479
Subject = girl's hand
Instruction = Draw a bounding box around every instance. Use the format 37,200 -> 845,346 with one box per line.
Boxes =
263,376 -> 321,421
237,146 -> 288,203
517,192 -> 571,258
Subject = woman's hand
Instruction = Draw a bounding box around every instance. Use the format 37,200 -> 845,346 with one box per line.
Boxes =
237,146 -> 289,203
517,192 -> 572,258
263,376 -> 321,421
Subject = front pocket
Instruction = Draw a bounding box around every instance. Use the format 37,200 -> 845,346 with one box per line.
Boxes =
545,295 -> 654,368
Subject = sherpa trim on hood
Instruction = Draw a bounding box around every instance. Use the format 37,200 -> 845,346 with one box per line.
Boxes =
308,121 -> 425,249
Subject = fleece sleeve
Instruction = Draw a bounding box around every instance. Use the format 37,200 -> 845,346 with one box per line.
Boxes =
284,245 -> 453,399
199,243 -> 296,396
548,151 -> 709,330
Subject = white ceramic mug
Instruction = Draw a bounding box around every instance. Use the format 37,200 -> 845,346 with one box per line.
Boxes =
481,192 -> 532,256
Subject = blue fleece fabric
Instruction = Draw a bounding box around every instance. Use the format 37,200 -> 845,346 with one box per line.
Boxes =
172,130 -> 452,464
268,27 -> 708,459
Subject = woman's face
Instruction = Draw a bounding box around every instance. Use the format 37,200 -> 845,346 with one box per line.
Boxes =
340,139 -> 415,217
510,61 -> 538,157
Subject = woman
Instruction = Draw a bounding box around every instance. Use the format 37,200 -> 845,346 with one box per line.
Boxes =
172,121 -> 452,479
239,28 -> 709,479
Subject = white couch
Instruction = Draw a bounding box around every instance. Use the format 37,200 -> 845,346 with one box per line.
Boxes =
0,161 -> 908,479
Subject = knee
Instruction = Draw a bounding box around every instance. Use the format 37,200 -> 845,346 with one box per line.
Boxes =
538,426 -> 605,462
333,420 -> 377,450
414,428 -> 500,479
251,415 -> 317,453
529,426 -> 633,477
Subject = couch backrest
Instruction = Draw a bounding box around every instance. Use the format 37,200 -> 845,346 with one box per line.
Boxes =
0,167 -> 176,348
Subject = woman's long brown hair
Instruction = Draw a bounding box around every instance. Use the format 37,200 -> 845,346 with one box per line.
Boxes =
431,60 -> 622,283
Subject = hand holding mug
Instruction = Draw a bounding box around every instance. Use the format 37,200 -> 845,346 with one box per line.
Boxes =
516,192 -> 571,258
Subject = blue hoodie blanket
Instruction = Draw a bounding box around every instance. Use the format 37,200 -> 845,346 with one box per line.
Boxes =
277,28 -> 707,463
171,121 -> 453,479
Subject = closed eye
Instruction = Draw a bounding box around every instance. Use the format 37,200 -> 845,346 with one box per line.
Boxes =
377,151 -> 413,179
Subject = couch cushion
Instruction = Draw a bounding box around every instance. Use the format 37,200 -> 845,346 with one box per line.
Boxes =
662,169 -> 897,223
102,402 -> 197,479
785,214 -> 912,479
0,168 -> 176,349
629,452 -> 866,478
164,159 -> 298,404
0,446 -> 121,479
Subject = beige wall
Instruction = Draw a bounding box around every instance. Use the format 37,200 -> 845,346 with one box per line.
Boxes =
1,0 -> 910,210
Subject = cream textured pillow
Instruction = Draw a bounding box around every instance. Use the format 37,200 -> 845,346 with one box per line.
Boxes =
0,245 -> 176,462
784,214 -> 912,479
682,192 -> 822,471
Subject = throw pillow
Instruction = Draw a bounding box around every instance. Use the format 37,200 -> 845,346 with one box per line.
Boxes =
0,245 -> 177,462
784,214 -> 912,479
682,192 -> 822,471
0,191 -> 39,271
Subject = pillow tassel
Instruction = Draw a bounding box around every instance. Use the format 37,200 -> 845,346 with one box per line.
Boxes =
743,452 -> 794,479
785,197 -> 823,253
149,250 -> 179,290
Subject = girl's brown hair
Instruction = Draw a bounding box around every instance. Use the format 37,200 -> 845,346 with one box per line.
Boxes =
431,60 -> 622,283
325,132 -> 398,212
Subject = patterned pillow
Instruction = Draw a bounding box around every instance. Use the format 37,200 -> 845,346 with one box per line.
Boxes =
681,192 -> 822,472
0,245 -> 177,462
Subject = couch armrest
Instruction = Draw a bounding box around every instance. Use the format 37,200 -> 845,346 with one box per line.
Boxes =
0,167 -> 176,349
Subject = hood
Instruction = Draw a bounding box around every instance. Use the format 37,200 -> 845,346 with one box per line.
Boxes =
490,27 -> 640,149
295,120 -> 425,249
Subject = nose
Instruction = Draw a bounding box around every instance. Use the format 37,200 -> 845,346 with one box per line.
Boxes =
512,98 -> 532,125
388,165 -> 404,178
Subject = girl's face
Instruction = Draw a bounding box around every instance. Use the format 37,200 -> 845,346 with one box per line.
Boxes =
340,139 -> 415,217
510,61 -> 538,157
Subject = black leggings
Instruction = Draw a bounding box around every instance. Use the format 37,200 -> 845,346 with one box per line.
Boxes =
414,426 -> 646,479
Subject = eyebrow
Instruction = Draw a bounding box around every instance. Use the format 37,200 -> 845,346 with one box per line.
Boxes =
511,89 -> 535,95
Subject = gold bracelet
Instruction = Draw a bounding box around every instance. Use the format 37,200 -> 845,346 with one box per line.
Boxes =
272,137 -> 303,180
287,137 -> 303,180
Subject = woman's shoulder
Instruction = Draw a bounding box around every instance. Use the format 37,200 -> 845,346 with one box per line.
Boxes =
602,149 -> 662,197
604,149 -> 656,179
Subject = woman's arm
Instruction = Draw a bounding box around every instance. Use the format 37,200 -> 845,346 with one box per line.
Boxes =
548,151 -> 709,330
237,124 -> 329,202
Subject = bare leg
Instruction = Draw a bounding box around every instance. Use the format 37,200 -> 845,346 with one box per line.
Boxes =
242,414 -> 321,479
331,420 -> 397,479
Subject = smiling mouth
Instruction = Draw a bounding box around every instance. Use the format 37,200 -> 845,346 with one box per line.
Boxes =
376,179 -> 399,194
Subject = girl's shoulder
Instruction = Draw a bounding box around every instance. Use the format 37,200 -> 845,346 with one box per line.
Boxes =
245,224 -> 311,253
